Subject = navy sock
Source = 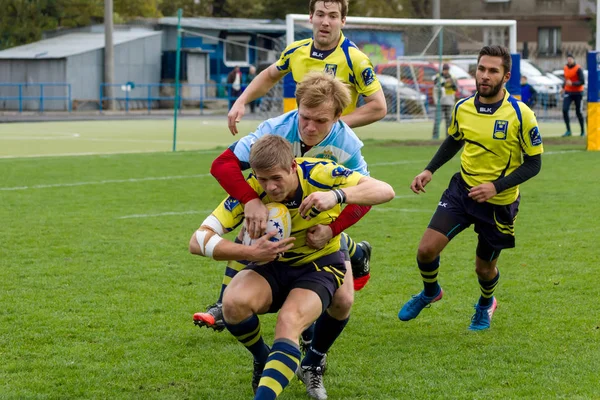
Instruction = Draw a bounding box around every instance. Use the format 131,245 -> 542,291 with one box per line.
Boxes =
255,339 -> 301,400
478,270 -> 500,307
302,312 -> 349,367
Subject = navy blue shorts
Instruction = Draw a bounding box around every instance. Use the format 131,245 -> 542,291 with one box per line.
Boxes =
246,251 -> 346,314
428,173 -> 520,250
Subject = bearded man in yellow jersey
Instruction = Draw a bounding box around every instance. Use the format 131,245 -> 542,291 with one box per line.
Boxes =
227,0 -> 386,135
398,45 -> 543,331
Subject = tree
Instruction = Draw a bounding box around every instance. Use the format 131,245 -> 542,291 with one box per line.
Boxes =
115,0 -> 162,19
0,0 -> 58,50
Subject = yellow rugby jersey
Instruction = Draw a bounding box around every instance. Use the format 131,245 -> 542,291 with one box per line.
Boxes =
275,33 -> 382,115
211,158 -> 363,266
448,90 -> 544,205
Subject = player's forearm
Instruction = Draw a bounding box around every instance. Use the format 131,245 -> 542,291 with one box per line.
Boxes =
425,136 -> 464,173
237,67 -> 282,104
342,177 -> 395,205
210,150 -> 260,204
329,204 -> 372,237
341,91 -> 387,128
493,154 -> 542,193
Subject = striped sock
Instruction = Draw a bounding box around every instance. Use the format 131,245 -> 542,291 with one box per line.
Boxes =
255,339 -> 301,400
217,260 -> 246,303
224,314 -> 270,364
343,233 -> 364,264
478,270 -> 500,307
418,256 -> 441,297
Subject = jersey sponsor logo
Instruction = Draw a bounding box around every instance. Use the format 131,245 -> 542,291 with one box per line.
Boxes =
331,166 -> 352,177
224,196 -> 240,212
479,106 -> 494,113
312,51 -> 324,58
529,126 -> 542,146
438,201 -> 448,208
324,64 -> 338,76
362,67 -> 375,86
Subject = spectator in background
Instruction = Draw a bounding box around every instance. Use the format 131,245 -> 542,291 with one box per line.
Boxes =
245,65 -> 259,113
520,75 -> 537,108
432,64 -> 458,139
562,52 -> 585,137
227,66 -> 243,110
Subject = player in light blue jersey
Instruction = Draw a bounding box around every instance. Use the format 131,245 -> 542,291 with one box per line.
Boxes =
195,72 -> 379,398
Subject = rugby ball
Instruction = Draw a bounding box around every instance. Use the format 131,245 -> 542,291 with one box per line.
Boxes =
242,202 -> 292,246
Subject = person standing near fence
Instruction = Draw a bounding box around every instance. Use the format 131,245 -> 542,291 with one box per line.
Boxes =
246,65 -> 259,113
227,66 -> 243,110
561,52 -> 585,137
432,64 -> 458,139
226,0 -> 386,134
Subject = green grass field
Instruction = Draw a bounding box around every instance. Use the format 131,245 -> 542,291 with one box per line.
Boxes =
0,119 -> 598,399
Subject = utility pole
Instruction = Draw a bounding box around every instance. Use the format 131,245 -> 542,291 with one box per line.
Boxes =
104,0 -> 115,111
433,0 -> 440,19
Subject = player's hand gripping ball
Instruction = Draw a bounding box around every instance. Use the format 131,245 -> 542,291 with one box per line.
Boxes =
242,203 -> 292,263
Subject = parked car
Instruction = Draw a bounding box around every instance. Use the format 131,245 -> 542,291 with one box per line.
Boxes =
520,59 -> 561,106
375,74 -> 428,115
374,61 -> 476,104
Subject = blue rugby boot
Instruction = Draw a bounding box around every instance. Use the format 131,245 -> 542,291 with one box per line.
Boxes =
398,288 -> 443,321
468,297 -> 498,331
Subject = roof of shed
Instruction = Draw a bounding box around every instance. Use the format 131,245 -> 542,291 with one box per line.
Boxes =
0,30 -> 161,59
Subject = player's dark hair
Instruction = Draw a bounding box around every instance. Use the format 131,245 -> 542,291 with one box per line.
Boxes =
249,135 -> 294,172
309,0 -> 348,18
478,45 -> 512,74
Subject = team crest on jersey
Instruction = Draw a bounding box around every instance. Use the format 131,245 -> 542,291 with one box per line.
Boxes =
529,126 -> 542,146
314,149 -> 338,162
331,166 -> 352,177
224,196 -> 240,211
324,64 -> 338,76
362,67 -> 375,86
493,120 -> 508,140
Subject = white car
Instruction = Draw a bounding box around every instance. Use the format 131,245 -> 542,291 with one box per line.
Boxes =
520,59 -> 561,106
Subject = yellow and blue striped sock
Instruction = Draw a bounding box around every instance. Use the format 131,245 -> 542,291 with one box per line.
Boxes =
418,256 -> 441,297
255,339 -> 301,400
478,270 -> 500,307
217,260 -> 246,303
224,314 -> 270,364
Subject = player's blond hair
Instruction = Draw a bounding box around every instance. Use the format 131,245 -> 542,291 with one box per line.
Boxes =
249,135 -> 294,172
295,71 -> 351,117
309,0 -> 348,18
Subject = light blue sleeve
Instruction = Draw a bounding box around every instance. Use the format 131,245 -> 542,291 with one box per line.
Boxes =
230,121 -> 272,164
344,150 -> 370,176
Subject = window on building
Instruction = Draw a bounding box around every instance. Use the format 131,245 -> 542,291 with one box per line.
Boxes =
538,27 -> 561,56
224,35 -> 250,67
483,27 -> 507,47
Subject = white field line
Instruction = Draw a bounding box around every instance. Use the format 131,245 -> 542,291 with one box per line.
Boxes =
118,210 -> 214,219
0,149 -> 221,159
0,135 -> 222,145
372,207 -> 431,213
0,174 -> 210,191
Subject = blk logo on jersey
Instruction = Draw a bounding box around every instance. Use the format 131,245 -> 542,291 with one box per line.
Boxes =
493,120 -> 508,140
224,196 -> 240,211
529,126 -> 542,146
362,67 -> 375,86
324,64 -> 338,76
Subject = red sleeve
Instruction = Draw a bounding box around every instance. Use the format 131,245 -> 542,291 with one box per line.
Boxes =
210,149 -> 260,204
328,204 -> 372,237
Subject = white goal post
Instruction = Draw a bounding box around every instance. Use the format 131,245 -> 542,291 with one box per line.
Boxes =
285,15 -> 517,53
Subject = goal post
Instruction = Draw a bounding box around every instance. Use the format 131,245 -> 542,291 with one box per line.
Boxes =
284,15 -> 519,129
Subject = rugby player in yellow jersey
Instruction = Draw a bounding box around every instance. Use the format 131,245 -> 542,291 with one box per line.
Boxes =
227,0 -> 386,135
398,45 -> 543,331
189,135 -> 394,399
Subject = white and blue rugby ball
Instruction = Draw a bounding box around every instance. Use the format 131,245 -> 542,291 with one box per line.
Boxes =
242,202 -> 292,247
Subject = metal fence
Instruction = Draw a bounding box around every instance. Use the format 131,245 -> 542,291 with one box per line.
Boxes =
0,83 -> 72,112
